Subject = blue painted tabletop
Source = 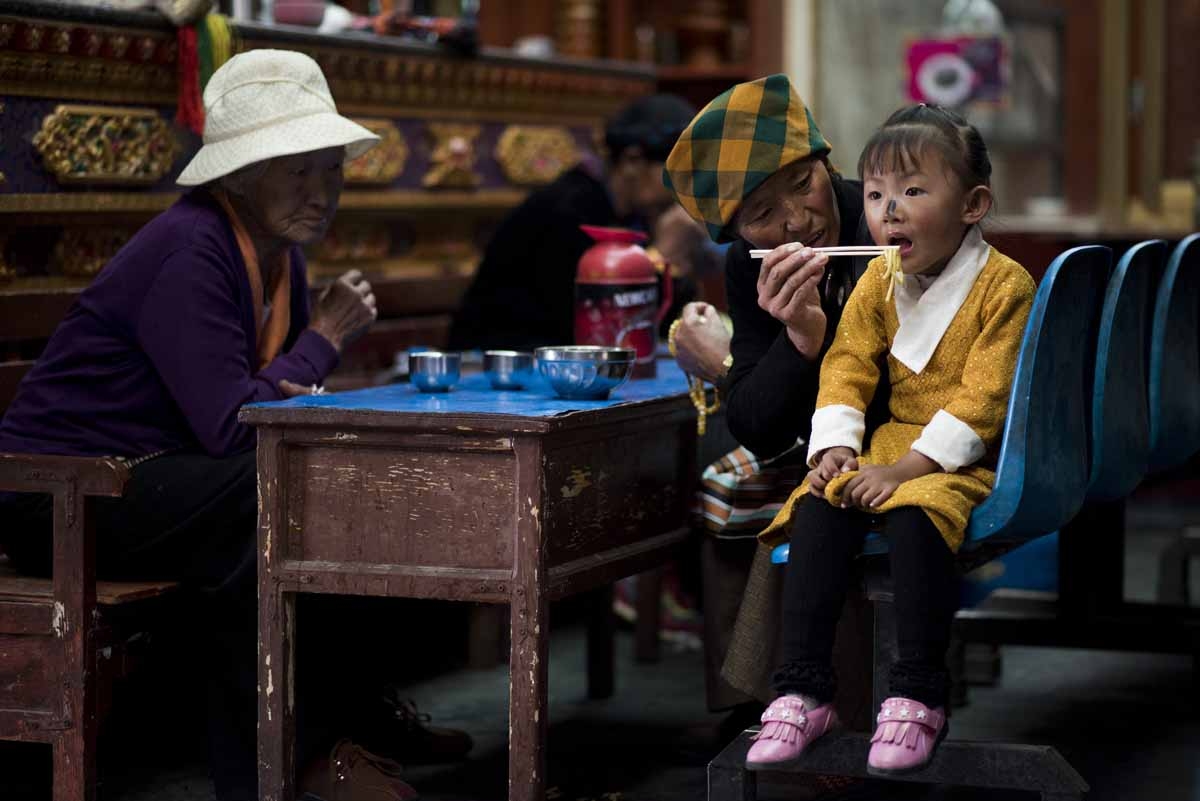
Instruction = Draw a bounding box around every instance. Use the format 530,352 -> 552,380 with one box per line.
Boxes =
247,360 -> 692,419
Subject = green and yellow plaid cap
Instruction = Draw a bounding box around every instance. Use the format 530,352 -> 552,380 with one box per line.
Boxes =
662,74 -> 831,243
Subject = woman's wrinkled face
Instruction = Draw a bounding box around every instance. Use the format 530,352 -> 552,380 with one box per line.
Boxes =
734,157 -> 841,251
244,147 -> 345,246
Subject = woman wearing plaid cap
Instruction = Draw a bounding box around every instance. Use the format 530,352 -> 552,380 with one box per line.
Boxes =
663,74 -> 888,732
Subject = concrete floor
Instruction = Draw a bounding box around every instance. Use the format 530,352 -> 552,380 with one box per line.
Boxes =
2,502 -> 1198,801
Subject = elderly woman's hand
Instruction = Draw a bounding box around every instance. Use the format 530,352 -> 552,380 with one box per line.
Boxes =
309,269 -> 377,353
277,379 -> 326,398
672,302 -> 731,383
756,244 -> 828,359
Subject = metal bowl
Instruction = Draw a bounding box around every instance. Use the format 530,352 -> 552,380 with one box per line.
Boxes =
534,346 -> 636,400
408,351 -> 460,392
483,350 -> 535,390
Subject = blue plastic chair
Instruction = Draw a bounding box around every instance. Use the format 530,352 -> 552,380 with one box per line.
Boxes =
1084,240 -> 1165,502
1147,233 -> 1200,473
773,245 -> 1112,566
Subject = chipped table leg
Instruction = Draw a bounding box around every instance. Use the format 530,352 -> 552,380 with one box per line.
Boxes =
509,438 -> 549,801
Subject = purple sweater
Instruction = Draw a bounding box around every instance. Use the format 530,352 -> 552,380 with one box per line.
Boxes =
0,190 -> 339,460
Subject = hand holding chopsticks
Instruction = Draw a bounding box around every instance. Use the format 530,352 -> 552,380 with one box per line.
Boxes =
752,244 -> 905,302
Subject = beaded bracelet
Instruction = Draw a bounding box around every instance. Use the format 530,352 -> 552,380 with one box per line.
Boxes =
667,317 -> 722,435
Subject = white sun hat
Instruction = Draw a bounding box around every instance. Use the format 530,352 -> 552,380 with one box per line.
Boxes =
177,49 -> 380,186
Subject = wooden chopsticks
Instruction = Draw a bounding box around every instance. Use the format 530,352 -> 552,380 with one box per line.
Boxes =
749,245 -> 898,258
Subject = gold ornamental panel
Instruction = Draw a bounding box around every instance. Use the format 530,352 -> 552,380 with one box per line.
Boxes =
34,104 -> 180,185
494,125 -> 579,186
344,119 -> 408,185
423,124 -> 482,189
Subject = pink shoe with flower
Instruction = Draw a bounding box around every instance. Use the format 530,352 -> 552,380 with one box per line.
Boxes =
866,697 -> 947,775
745,695 -> 839,769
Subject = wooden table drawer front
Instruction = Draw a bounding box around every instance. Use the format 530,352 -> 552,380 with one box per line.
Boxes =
0,635 -> 59,715
543,421 -> 691,566
283,444 -> 517,570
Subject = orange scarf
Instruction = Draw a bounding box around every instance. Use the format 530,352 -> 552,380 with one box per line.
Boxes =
213,191 -> 292,370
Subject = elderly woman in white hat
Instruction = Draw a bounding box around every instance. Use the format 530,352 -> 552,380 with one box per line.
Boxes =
0,50 -> 439,800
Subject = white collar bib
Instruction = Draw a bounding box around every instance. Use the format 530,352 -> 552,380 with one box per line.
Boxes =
890,225 -> 990,375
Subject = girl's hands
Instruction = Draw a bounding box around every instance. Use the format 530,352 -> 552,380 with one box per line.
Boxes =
838,450 -> 942,509
809,446 -> 858,498
840,464 -> 902,509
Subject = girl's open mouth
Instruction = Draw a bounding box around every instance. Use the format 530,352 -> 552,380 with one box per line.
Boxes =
888,235 -> 914,257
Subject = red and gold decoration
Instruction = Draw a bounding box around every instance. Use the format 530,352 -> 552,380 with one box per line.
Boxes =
344,119 -> 408,184
0,15 -> 651,119
422,123 -> 481,189
176,14 -> 237,135
494,125 -> 579,186
33,104 -> 180,184
0,18 -> 177,104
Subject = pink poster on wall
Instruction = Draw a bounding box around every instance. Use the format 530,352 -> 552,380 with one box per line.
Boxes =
905,35 -> 1010,107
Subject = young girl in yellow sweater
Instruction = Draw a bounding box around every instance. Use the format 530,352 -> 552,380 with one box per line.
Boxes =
745,105 -> 1035,774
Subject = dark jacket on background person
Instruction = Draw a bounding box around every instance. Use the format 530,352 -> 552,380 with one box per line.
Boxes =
449,166 -> 616,351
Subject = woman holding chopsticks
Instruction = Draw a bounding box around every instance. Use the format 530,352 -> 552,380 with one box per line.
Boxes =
662,75 -> 892,731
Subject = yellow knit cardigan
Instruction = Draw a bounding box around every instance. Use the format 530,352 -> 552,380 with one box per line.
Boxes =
758,246 -> 1036,552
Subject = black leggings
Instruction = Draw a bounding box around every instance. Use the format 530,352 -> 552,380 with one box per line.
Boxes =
774,500 -> 959,709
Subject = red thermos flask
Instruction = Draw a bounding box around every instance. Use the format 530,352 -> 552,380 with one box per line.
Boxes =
574,225 -> 673,378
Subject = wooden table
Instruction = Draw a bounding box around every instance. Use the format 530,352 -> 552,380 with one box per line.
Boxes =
240,363 -> 698,801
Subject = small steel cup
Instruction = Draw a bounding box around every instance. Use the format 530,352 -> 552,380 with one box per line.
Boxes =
408,351 -> 461,392
483,350 -> 535,390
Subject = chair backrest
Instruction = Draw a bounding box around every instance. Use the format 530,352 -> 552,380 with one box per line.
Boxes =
1148,233 -> 1200,472
963,245 -> 1111,548
1085,240 -> 1165,502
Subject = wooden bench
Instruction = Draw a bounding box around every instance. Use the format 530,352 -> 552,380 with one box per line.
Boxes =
0,282 -> 183,801
0,453 -> 181,801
